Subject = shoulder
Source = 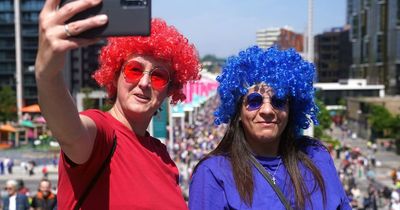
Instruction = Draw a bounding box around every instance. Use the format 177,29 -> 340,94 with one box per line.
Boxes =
193,155 -> 232,179
80,109 -> 107,121
296,136 -> 331,161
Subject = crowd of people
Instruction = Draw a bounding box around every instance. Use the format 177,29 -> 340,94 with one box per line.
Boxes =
331,130 -> 400,210
1,179 -> 57,210
167,96 -> 227,199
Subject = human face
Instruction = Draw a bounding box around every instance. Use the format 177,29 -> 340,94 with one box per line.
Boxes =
5,185 -> 16,196
39,181 -> 51,197
240,84 -> 289,156
114,55 -> 171,119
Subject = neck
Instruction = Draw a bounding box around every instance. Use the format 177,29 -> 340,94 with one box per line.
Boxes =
108,106 -> 151,136
246,138 -> 280,157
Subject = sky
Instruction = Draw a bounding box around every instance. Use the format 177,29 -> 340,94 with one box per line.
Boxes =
153,0 -> 347,58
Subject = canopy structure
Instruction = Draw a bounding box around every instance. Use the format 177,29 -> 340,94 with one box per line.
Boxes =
0,124 -> 17,132
33,116 -> 46,124
20,120 -> 35,128
21,104 -> 41,113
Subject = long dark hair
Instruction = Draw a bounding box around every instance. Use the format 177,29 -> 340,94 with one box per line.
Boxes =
195,98 -> 327,209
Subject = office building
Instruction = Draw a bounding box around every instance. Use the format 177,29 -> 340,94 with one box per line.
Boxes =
0,0 -> 103,106
256,27 -> 303,52
347,0 -> 400,95
0,0 -> 43,105
315,26 -> 352,82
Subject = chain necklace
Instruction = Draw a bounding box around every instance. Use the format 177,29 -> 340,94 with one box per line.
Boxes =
267,158 -> 282,185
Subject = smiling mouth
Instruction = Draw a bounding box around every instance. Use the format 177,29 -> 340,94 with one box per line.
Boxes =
134,94 -> 151,101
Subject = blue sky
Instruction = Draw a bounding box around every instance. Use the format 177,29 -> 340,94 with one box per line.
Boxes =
153,0 -> 346,58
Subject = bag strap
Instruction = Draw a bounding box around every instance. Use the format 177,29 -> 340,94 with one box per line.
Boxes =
249,155 -> 293,210
74,134 -> 117,210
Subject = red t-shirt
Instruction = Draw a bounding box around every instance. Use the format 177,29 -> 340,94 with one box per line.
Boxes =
57,109 -> 187,209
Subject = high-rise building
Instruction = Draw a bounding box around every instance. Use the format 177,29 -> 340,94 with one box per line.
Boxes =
256,27 -> 303,52
315,26 -> 352,82
0,0 -> 104,106
347,0 -> 400,95
0,0 -> 43,105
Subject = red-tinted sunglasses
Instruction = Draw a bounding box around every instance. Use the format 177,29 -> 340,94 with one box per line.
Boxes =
122,60 -> 171,89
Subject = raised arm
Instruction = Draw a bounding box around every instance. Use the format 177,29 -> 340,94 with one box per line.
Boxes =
34,0 -> 108,164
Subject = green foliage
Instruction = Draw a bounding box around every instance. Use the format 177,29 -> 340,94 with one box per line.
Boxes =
391,115 -> 400,139
201,54 -> 219,62
82,87 -> 96,110
314,99 -> 332,140
0,86 -> 17,122
100,102 -> 113,111
316,99 -> 332,130
368,104 -> 393,137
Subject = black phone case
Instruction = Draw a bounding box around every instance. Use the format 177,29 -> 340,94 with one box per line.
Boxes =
60,0 -> 151,38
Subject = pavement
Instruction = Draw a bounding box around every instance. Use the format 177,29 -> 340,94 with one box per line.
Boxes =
0,148 -> 59,195
330,126 -> 400,192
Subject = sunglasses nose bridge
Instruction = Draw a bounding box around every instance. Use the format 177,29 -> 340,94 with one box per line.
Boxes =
137,71 -> 152,88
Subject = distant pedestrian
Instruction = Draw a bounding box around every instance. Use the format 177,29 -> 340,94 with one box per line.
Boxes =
42,166 -> 48,178
17,179 -> 30,197
6,158 -> 13,174
31,179 -> 57,210
2,179 -> 30,210
0,159 -> 4,175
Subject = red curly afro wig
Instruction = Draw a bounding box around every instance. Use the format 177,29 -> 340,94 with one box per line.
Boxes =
93,18 -> 201,104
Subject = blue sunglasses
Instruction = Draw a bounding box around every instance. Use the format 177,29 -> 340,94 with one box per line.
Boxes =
245,92 -> 288,111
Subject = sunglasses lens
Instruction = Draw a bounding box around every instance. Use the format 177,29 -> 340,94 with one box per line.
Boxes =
271,96 -> 287,110
246,93 -> 263,110
123,61 -> 170,89
150,68 -> 170,89
123,61 -> 144,84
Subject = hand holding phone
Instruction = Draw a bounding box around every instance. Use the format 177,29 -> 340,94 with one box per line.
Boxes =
59,0 -> 151,38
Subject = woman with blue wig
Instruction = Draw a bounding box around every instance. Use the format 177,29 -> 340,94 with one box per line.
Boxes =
189,46 -> 351,210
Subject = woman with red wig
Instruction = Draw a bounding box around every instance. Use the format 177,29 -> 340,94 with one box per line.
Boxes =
35,0 -> 200,209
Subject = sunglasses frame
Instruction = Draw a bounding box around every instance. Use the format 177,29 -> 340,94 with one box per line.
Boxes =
122,60 -> 171,89
245,92 -> 288,111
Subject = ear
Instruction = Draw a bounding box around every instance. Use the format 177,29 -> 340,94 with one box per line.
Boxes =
113,71 -> 121,87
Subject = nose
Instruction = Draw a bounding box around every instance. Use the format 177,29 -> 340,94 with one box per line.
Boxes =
258,101 -> 276,116
137,71 -> 151,89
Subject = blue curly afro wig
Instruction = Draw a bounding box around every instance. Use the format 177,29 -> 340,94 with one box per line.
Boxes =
214,46 -> 319,135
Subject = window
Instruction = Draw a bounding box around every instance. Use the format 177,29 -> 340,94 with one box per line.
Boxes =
352,15 -> 359,40
376,34 -> 383,62
0,1 -> 12,10
379,3 -> 387,32
397,0 -> 400,26
0,12 -> 13,23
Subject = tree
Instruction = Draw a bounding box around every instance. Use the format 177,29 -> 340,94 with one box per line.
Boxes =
0,86 -> 17,122
368,104 -> 393,138
82,87 -> 96,110
314,99 -> 332,139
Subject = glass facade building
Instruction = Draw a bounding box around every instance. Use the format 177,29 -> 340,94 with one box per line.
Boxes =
347,0 -> 400,95
0,0 -> 104,105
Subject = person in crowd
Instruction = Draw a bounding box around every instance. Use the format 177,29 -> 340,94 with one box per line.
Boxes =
31,179 -> 57,210
0,158 -> 4,175
1,180 -> 30,210
35,0 -> 200,209
189,46 -> 351,209
16,180 -> 30,197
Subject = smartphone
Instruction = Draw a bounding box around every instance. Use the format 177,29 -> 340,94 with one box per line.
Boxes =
59,0 -> 151,38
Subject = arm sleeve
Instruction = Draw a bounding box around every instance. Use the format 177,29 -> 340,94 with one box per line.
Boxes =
189,164 -> 228,210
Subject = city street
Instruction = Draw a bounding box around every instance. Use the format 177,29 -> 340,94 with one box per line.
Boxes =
331,125 -> 400,209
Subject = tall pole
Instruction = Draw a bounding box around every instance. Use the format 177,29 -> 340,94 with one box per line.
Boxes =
14,0 -> 23,123
304,0 -> 314,137
307,0 -> 314,63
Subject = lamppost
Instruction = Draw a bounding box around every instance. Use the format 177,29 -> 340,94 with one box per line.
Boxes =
356,109 -> 362,139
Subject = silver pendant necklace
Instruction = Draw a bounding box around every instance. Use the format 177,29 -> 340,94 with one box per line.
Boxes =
268,159 -> 282,185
